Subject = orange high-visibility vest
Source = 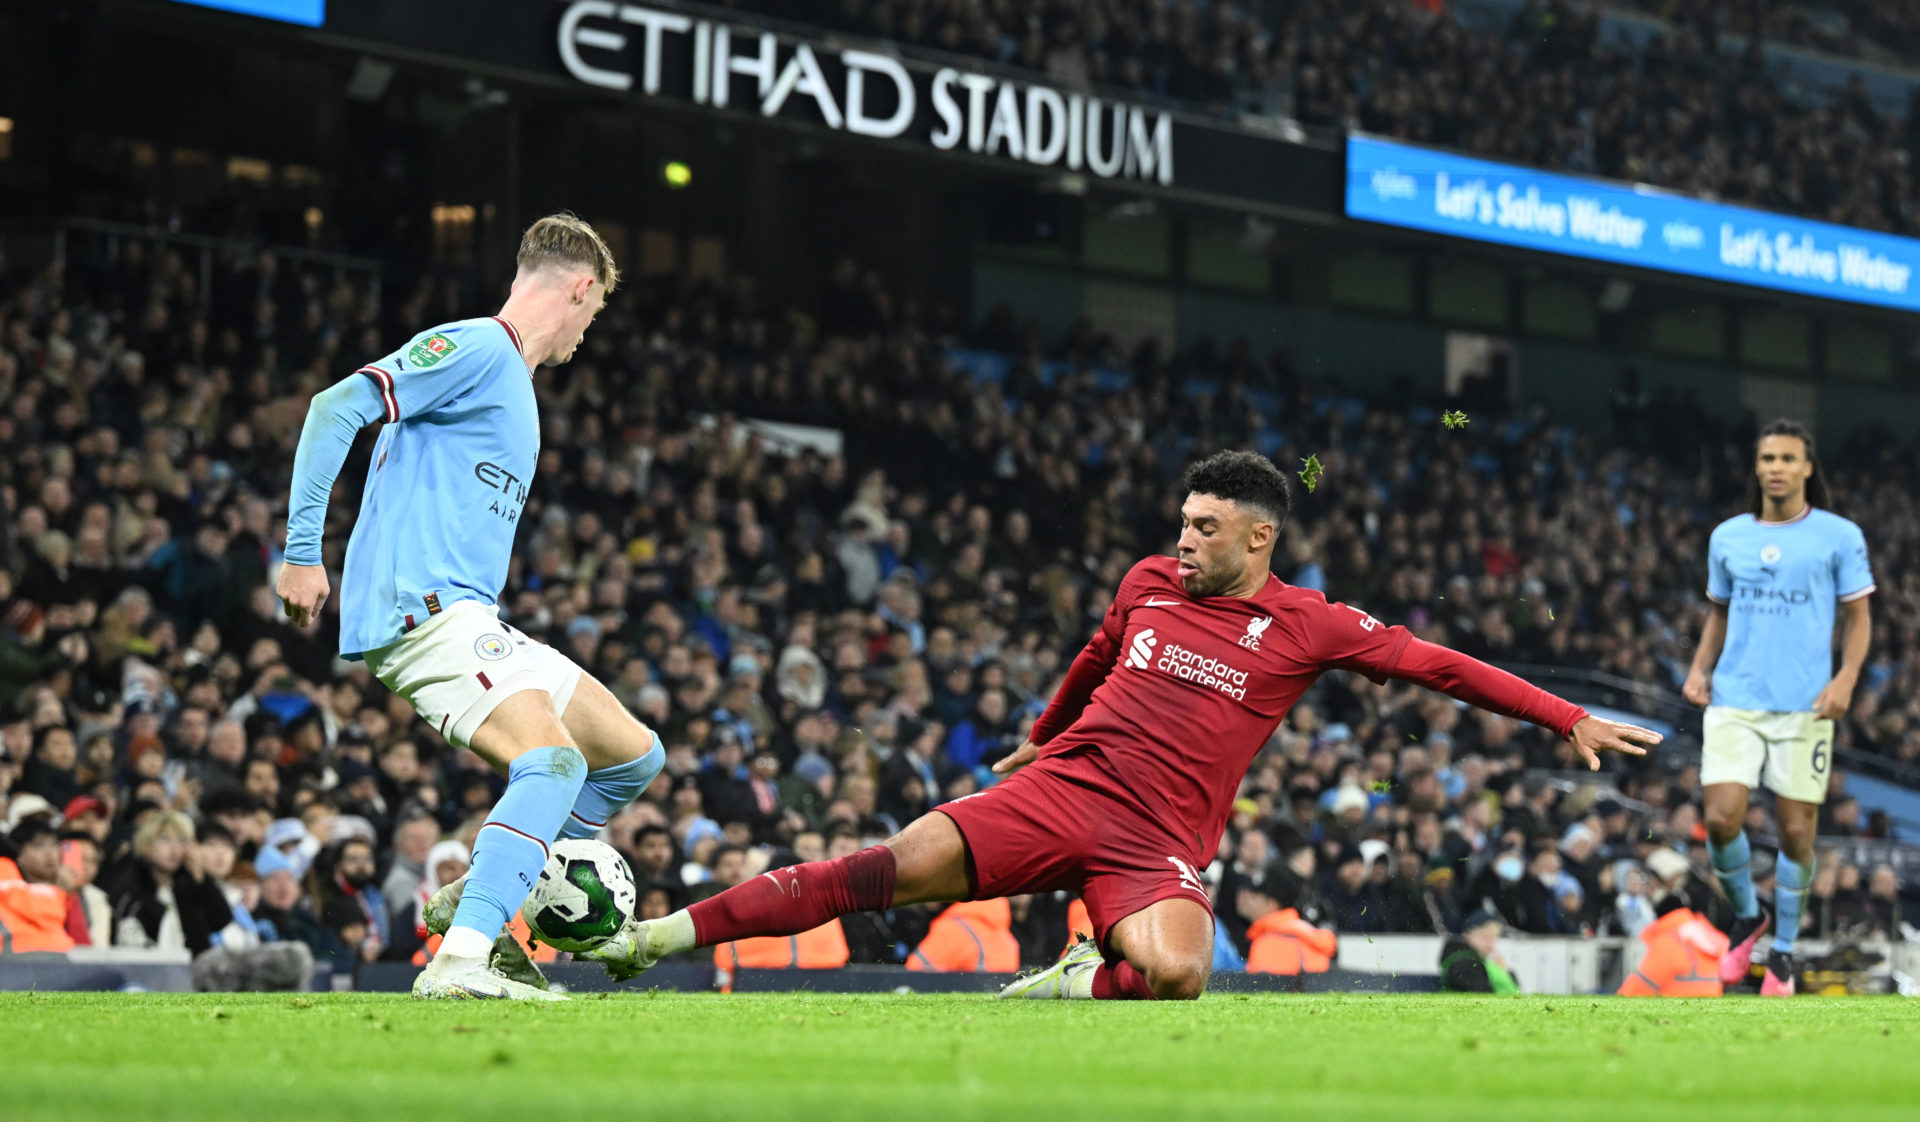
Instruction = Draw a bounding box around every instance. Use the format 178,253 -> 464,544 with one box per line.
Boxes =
1245,908 -> 1337,975
907,899 -> 1020,973
1618,908 -> 1727,997
0,857 -> 75,954
713,918 -> 851,991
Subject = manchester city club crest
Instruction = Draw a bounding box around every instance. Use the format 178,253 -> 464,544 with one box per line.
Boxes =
1761,544 -> 1782,564
474,634 -> 511,661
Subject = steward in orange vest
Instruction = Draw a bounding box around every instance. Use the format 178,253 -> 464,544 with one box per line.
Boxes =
1618,901 -> 1728,997
0,821 -> 83,954
907,898 -> 1020,973
714,919 -> 851,991
1239,873 -> 1336,975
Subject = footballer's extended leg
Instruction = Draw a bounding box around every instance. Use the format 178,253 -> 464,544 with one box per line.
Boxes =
553,672 -> 666,841
1704,781 -> 1768,985
1001,896 -> 1213,1000
584,808 -> 973,980
1763,796 -> 1821,996
414,690 -> 584,1002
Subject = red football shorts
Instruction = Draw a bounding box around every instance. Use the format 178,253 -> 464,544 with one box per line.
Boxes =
935,745 -> 1214,949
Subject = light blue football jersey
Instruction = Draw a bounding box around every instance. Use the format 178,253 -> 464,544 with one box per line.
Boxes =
1706,506 -> 1874,711
336,316 -> 537,659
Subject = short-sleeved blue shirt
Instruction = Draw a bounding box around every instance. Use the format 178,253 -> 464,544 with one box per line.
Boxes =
1706,506 -> 1874,711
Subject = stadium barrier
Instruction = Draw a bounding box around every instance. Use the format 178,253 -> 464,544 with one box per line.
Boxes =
1340,935 -> 1917,995
7,945 -> 1910,994
0,947 -> 333,993
347,962 -> 1442,995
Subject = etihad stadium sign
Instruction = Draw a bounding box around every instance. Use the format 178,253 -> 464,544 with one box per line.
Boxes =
555,0 -> 1174,186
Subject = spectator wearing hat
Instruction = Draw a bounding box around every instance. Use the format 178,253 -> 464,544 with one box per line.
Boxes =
1322,844 -> 1384,934
669,772 -> 724,854
779,749 -> 834,830
61,795 -> 110,845
4,792 -> 60,838
1240,873 -> 1337,976
1440,908 -> 1520,994
698,731 -> 758,828
390,838 -> 469,963
251,850 -> 326,954
0,818 -> 87,953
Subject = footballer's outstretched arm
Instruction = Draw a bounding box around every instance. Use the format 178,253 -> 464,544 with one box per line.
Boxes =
277,374 -> 388,625
1386,637 -> 1661,770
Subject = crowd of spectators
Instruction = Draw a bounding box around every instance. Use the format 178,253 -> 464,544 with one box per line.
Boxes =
1618,1 -> 1920,64
732,0 -> 1920,237
0,230 -> 1915,982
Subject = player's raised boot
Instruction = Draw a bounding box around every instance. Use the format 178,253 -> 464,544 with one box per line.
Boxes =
423,875 -> 467,935
1720,910 -> 1771,985
422,874 -> 548,990
1760,950 -> 1797,996
411,951 -> 567,1002
996,934 -> 1103,999
579,916 -> 664,983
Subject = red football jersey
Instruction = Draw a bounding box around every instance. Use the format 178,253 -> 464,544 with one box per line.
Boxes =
1030,555 -> 1586,855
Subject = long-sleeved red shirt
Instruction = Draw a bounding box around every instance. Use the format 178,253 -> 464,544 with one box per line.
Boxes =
1030,556 -> 1588,853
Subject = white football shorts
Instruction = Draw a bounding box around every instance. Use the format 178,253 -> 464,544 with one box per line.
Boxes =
361,600 -> 583,750
1701,706 -> 1833,805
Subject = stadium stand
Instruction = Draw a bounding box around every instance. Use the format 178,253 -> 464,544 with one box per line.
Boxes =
0,218 -> 1914,977
732,0 -> 1920,236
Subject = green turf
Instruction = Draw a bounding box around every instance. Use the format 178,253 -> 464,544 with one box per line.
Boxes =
4,991 -> 1916,1121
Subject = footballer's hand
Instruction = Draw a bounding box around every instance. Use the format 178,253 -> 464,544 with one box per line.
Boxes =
277,562 -> 330,627
1569,716 -> 1661,772
992,740 -> 1039,776
1810,675 -> 1856,721
1681,668 -> 1711,708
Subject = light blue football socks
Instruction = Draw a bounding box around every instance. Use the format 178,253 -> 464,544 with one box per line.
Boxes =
443,745 -> 588,957
1772,854 -> 1814,955
559,731 -> 666,840
1709,831 -> 1759,920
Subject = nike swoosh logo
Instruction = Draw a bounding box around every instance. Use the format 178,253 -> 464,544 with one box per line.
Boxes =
1144,597 -> 1183,607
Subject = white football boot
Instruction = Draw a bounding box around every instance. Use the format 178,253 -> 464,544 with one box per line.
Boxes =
411,951 -> 567,1002
421,875 -> 549,991
578,917 -> 664,983
995,934 -> 1103,999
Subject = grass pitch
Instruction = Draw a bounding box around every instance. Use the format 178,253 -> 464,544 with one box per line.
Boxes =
4,991 -> 1916,1121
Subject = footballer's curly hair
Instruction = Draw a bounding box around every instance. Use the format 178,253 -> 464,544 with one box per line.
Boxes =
1182,450 -> 1292,530
1745,417 -> 1833,516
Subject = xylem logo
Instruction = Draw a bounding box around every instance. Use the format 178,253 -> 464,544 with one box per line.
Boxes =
1370,168 -> 1416,201
1127,628 -> 1158,670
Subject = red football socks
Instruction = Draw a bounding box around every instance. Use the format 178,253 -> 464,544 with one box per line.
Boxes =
1090,959 -> 1158,1000
688,845 -> 898,947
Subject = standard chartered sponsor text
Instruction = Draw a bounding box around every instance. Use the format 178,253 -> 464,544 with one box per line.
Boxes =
1156,642 -> 1249,701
